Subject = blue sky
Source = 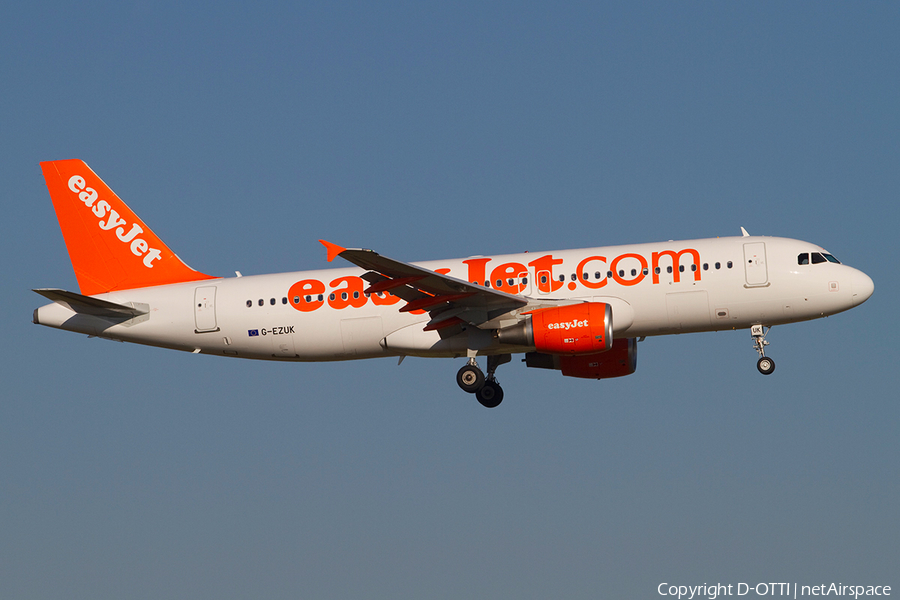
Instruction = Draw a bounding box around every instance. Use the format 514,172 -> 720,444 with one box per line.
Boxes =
2,2 -> 898,598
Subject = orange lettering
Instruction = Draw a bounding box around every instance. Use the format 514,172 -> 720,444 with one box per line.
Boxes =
463,258 -> 491,285
651,249 -> 700,284
611,253 -> 648,286
288,279 -> 326,312
490,262 -> 527,294
528,254 -> 564,293
576,256 -> 608,289
370,290 -> 402,306
328,276 -> 367,309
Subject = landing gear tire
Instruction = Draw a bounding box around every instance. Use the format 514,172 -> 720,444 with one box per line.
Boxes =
476,381 -> 504,408
751,325 -> 775,376
457,364 -> 485,393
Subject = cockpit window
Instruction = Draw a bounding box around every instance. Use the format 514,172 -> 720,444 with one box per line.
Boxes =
801,251 -> 841,265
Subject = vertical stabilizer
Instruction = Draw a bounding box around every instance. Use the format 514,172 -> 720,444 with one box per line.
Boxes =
40,159 -> 217,295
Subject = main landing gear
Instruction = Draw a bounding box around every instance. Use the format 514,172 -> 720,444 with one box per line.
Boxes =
456,354 -> 510,408
751,324 -> 775,375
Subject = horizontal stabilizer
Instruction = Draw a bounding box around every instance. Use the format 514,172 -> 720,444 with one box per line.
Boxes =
33,288 -> 148,318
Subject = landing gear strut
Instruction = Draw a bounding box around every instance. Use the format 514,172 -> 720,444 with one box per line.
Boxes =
751,324 -> 775,375
456,354 -> 510,408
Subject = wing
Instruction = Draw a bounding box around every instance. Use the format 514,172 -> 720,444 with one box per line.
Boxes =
319,240 -> 527,330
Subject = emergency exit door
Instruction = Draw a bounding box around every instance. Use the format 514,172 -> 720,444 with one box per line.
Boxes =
194,286 -> 218,332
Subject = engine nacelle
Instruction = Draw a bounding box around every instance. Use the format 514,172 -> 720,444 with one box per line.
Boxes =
497,302 -> 613,355
525,337 -> 638,379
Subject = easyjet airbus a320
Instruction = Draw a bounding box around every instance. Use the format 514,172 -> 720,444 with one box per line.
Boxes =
34,160 -> 874,407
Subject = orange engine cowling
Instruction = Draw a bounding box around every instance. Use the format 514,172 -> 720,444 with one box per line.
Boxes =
525,337 -> 638,379
497,302 -> 613,355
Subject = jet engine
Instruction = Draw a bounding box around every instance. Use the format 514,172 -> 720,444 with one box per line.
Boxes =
497,302 -> 613,355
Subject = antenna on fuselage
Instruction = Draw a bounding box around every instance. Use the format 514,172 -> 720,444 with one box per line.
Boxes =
741,227 -> 750,237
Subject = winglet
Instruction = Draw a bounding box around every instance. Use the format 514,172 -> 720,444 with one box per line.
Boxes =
319,239 -> 346,262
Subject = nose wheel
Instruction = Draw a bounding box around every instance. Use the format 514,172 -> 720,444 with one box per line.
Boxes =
757,356 -> 775,375
456,354 -> 510,407
751,325 -> 775,375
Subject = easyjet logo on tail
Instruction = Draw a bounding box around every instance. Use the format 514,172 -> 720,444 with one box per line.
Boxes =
67,175 -> 163,268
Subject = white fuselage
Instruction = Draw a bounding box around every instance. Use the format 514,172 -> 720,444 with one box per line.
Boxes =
34,236 -> 873,361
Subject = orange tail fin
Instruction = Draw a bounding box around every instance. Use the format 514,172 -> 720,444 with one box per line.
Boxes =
41,159 -> 217,295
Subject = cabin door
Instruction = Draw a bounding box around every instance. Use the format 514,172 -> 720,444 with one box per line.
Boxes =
743,243 -> 769,286
194,286 -> 218,333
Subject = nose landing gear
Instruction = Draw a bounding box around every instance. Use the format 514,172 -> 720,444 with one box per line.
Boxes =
456,354 -> 510,407
751,324 -> 775,375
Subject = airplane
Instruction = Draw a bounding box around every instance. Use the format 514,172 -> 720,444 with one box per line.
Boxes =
33,159 -> 875,408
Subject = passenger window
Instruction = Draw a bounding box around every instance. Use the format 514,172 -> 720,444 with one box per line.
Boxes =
654,267 -> 661,275
631,269 -> 637,276
667,266 -> 673,274
270,298 -> 276,305
679,265 -> 684,272
594,272 -> 601,279
329,293 -> 335,301
318,295 -> 324,302
691,264 -> 697,272
258,299 -> 264,306
570,274 -> 576,281
727,261 -> 733,269
703,263 -> 708,270
558,274 -> 565,282
246,300 -> 252,308
798,253 -> 810,265
282,297 -> 288,304
540,275 -> 548,284
715,262 -> 721,270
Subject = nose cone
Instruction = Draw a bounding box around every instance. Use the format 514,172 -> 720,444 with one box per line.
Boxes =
851,269 -> 874,306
